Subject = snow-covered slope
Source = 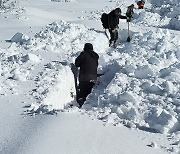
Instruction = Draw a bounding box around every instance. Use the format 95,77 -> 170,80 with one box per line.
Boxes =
0,0 -> 180,153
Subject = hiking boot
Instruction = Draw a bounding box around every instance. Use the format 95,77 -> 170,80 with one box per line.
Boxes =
113,41 -> 117,48
77,98 -> 84,108
109,40 -> 113,47
113,43 -> 117,48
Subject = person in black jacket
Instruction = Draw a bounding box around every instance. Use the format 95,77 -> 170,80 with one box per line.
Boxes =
75,43 -> 99,107
108,8 -> 127,47
126,4 -> 134,20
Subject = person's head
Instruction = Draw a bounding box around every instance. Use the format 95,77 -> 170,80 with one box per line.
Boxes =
84,43 -> 93,51
114,8 -> 121,16
131,4 -> 134,8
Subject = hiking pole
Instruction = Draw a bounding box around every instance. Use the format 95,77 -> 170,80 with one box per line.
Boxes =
126,4 -> 134,42
104,29 -> 110,40
127,21 -> 130,42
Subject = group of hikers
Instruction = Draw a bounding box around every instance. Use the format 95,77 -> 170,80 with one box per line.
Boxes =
75,1 -> 145,108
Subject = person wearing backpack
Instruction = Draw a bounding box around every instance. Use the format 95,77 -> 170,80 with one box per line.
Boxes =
101,8 -> 127,47
75,43 -> 99,108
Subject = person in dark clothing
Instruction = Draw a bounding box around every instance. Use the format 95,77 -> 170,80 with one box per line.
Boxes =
107,8 -> 127,47
137,0 -> 145,9
75,43 -> 99,107
126,4 -> 134,21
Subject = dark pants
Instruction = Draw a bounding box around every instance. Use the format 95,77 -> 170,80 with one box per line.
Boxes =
109,28 -> 118,44
77,81 -> 95,107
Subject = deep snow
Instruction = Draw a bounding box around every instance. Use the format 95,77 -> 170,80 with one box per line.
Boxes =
0,0 -> 180,153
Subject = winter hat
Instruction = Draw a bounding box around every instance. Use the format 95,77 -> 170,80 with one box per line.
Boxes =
84,43 -> 93,51
115,8 -> 121,14
130,4 -> 134,8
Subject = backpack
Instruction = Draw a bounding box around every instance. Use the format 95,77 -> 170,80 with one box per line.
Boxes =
101,13 -> 109,29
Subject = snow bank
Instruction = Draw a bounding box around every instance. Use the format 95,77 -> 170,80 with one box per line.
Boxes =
22,20 -> 180,134
10,32 -> 29,44
2,18 -> 179,134
133,10 -> 170,27
82,28 -> 180,134
24,20 -> 108,55
133,0 -> 180,30
0,0 -> 25,18
28,62 -> 76,114
145,108 -> 180,134
0,20 -> 108,115
0,41 -> 43,96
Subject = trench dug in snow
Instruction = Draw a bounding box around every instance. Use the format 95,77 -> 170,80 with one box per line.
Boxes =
24,20 -> 180,135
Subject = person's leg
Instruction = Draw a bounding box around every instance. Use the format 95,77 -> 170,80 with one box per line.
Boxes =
109,29 -> 115,46
114,29 -> 118,45
76,81 -> 85,107
77,81 -> 95,107
83,82 -> 95,99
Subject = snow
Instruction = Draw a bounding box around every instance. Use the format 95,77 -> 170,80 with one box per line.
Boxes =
0,0 -> 180,153
9,32 -> 29,44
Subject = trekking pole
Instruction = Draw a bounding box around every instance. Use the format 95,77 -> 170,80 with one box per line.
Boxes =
126,4 -> 134,42
127,21 -> 131,42
104,29 -> 110,40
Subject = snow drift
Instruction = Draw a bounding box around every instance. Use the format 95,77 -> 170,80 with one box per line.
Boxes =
0,0 -> 180,137
7,20 -> 178,135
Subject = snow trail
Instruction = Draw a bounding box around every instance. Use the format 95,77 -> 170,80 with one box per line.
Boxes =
0,0 -> 180,153
8,19 -> 178,136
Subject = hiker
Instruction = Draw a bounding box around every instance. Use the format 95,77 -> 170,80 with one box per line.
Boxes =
137,0 -> 145,9
107,8 -> 127,47
75,43 -> 99,108
126,4 -> 134,42
126,4 -> 134,21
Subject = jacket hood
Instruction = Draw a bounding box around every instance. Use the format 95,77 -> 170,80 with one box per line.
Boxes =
84,43 -> 93,51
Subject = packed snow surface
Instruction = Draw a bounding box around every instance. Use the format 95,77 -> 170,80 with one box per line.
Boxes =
0,0 -> 180,153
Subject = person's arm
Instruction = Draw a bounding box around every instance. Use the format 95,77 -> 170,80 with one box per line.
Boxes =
119,15 -> 127,19
75,52 -> 84,67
